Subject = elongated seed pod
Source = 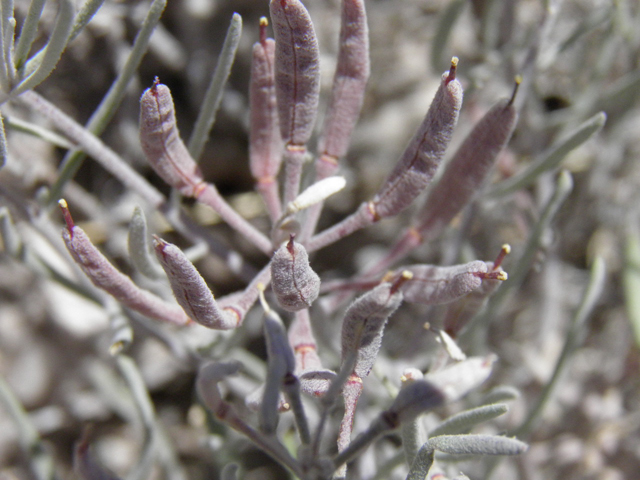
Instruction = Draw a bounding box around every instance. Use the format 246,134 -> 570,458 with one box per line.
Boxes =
399,260 -> 507,306
414,81 -> 519,239
249,18 -> 282,183
340,276 -> 408,378
271,235 -> 320,311
153,237 -> 238,329
270,0 -> 320,146
139,80 -> 204,196
59,200 -> 190,326
371,59 -> 463,219
318,0 -> 370,162
443,245 -> 510,337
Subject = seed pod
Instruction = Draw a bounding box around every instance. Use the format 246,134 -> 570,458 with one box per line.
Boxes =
414,80 -> 520,240
271,235 -> 320,311
443,245 -> 510,337
59,200 -> 190,327
371,58 -> 463,220
340,274 -> 409,378
139,79 -> 204,196
153,237 -> 238,329
270,0 -> 320,146
318,0 -> 370,162
399,260 -> 507,306
249,18 -> 282,183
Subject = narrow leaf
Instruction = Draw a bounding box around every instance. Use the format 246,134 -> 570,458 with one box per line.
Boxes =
13,0 -> 47,70
428,404 -> 509,437
12,0 -> 74,97
487,111 -> 605,197
127,206 -> 163,279
188,12 -> 242,161
428,434 -> 528,456
623,231 -> 640,347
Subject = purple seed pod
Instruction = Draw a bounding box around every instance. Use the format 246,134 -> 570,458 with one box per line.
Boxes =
271,235 -> 321,311
443,245 -> 510,337
318,0 -> 370,165
139,79 -> 204,197
399,260 -> 507,306
340,274 -> 409,379
153,237 -> 238,330
414,80 -> 520,240
269,0 -> 320,146
249,19 -> 283,199
59,200 -> 190,327
425,355 -> 496,402
371,58 -> 463,220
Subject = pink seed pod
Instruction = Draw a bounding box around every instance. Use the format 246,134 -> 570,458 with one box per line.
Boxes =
318,0 -> 370,164
371,58 -> 463,220
139,79 -> 204,197
269,0 -> 320,146
249,18 -> 283,185
414,79 -> 520,240
340,274 -> 410,379
399,260 -> 507,306
271,235 -> 321,311
443,245 -> 510,337
59,200 -> 190,327
153,237 -> 238,330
